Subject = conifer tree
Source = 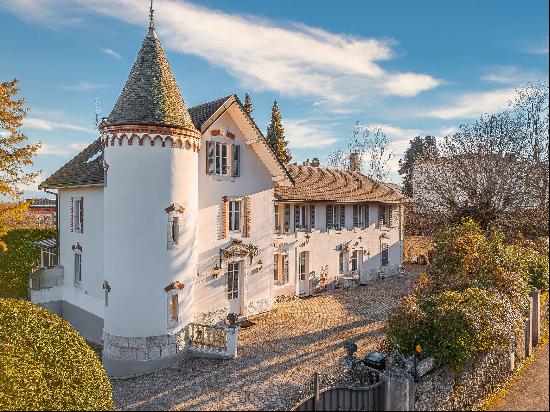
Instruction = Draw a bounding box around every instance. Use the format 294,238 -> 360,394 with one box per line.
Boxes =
0,79 -> 40,251
266,100 -> 292,164
243,93 -> 253,118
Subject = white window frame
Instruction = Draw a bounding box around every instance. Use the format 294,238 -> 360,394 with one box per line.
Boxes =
228,200 -> 242,233
299,251 -> 307,281
215,142 -> 230,176
351,250 -> 359,272
227,261 -> 240,300
274,204 -> 280,233
339,251 -> 347,274
295,205 -> 307,231
73,198 -> 83,232
167,289 -> 181,327
167,214 -> 181,249
73,252 -> 82,288
41,248 -> 58,267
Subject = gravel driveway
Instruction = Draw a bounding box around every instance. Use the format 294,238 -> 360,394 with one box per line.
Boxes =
112,269 -> 419,411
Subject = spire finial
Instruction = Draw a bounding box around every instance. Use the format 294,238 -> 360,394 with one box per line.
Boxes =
149,0 -> 155,29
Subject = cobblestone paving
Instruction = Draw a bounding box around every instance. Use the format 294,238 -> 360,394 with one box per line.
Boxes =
112,270 -> 419,411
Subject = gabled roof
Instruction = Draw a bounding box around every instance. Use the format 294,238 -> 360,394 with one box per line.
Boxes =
104,27 -> 197,135
274,165 -> 407,203
39,138 -> 104,189
39,95 -> 290,189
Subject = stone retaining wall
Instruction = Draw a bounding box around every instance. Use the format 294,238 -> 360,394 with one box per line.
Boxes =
102,330 -> 187,362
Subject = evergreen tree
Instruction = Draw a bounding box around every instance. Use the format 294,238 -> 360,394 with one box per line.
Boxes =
0,79 -> 40,251
266,100 -> 292,164
398,135 -> 438,197
243,93 -> 253,118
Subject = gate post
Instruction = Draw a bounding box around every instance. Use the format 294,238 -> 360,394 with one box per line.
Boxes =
531,289 -> 540,348
381,366 -> 415,411
525,296 -> 533,358
313,372 -> 320,411
225,327 -> 238,358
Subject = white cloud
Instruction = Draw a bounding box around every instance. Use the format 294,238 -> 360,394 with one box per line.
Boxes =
101,48 -> 123,60
61,81 -> 109,91
426,88 -> 516,119
284,119 -> 339,148
38,142 -> 89,157
523,37 -> 549,55
2,0 -> 442,103
23,117 -> 94,133
481,66 -> 547,84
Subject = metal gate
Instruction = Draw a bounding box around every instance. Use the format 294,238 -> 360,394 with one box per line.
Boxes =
293,381 -> 386,411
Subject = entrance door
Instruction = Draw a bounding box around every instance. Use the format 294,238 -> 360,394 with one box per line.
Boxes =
227,262 -> 241,314
298,251 -> 309,295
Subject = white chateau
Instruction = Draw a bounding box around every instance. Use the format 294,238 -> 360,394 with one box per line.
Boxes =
31,14 -> 407,376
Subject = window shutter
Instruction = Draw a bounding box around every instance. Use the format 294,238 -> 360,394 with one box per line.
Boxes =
70,197 -> 74,232
206,141 -> 215,174
353,205 -> 359,226
80,197 -> 84,233
244,196 -> 252,237
340,205 -> 346,229
310,205 -> 316,230
221,196 -> 228,238
326,205 -> 332,229
232,145 -> 240,177
294,205 -> 300,231
378,204 -> 385,228
284,205 -> 290,233
388,205 -> 393,227
283,255 -> 289,283
364,205 -> 370,228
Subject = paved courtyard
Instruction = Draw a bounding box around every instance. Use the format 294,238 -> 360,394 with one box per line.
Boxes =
112,269 -> 420,411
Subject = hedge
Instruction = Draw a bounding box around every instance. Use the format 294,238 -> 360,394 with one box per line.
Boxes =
0,299 -> 114,410
0,228 -> 55,299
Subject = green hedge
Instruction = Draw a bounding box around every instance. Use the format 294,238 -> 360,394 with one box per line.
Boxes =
0,299 -> 114,410
0,228 -> 55,299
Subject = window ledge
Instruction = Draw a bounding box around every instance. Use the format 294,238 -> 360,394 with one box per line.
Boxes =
211,174 -> 236,182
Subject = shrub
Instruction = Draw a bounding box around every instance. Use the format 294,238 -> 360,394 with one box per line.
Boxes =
519,240 -> 549,291
387,288 -> 524,368
427,219 -> 530,313
0,299 -> 114,410
0,228 -> 55,299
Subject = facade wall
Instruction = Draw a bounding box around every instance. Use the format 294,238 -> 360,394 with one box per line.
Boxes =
57,186 -> 105,319
103,135 -> 198,338
195,111 -> 275,323
273,202 -> 403,297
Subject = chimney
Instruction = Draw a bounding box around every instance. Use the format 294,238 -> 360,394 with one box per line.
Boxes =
349,152 -> 360,172
311,158 -> 320,167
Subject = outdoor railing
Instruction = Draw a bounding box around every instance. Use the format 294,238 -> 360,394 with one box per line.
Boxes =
185,323 -> 228,354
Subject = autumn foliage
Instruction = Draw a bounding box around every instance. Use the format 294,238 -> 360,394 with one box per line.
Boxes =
0,299 -> 114,410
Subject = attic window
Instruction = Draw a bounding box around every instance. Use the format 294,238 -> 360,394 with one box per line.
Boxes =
86,151 -> 101,163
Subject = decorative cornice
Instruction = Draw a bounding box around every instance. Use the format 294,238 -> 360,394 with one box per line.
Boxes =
101,124 -> 200,139
165,203 -> 185,214
164,281 -> 185,292
101,132 -> 200,153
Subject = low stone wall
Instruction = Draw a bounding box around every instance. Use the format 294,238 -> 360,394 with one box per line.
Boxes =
102,330 -> 187,362
415,347 -> 511,411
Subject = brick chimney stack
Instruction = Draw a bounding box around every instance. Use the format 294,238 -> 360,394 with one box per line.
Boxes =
349,152 -> 361,172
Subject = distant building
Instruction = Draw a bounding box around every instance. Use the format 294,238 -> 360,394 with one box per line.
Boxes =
26,198 -> 56,227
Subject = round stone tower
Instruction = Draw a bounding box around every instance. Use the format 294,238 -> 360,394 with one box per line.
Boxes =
100,17 -> 201,376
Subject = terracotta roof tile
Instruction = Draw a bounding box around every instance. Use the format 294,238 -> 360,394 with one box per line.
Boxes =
275,165 -> 407,203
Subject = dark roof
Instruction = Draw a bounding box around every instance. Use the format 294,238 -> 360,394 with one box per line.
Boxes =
188,95 -> 232,130
39,139 -> 104,189
39,97 -> 231,189
274,165 -> 407,203
105,28 -> 198,133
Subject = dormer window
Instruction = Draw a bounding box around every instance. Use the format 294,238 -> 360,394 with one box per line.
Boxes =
206,141 -> 240,177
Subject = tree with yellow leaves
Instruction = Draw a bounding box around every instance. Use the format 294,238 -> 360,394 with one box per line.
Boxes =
0,79 -> 40,251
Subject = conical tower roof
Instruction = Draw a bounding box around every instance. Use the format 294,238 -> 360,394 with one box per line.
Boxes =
104,27 -> 198,135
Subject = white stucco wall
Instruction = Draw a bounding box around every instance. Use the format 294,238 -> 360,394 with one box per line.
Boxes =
273,202 -> 403,297
195,111 -> 275,319
103,135 -> 198,338
57,186 -> 105,318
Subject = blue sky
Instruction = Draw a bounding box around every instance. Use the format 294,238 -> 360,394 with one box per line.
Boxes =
0,0 -> 548,197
